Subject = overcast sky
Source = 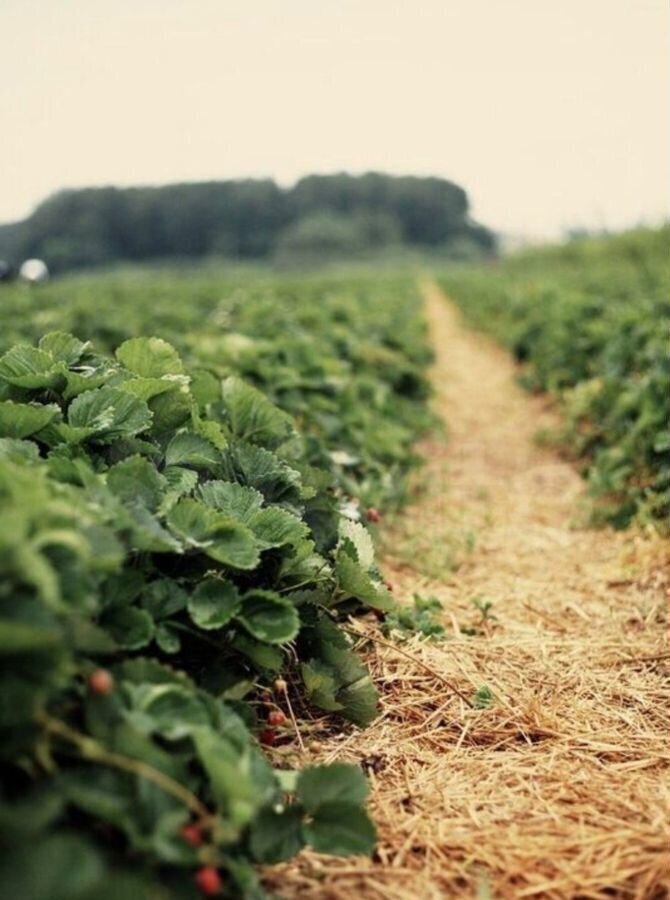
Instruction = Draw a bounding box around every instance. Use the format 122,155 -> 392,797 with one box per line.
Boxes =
1,0 -> 668,236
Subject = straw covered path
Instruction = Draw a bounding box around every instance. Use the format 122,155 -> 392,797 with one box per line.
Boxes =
265,281 -> 670,900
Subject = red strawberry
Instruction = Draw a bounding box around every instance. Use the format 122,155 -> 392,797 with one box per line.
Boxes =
259,728 -> 277,746
366,507 -> 381,524
267,710 -> 286,727
180,824 -> 203,847
195,866 -> 222,896
88,669 -> 114,696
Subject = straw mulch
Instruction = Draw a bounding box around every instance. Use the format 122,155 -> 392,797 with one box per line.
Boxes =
263,283 -> 670,900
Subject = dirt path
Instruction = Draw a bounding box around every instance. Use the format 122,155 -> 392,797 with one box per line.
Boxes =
267,282 -> 669,900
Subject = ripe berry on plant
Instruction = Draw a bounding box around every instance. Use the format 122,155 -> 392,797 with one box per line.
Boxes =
366,507 -> 381,523
259,728 -> 277,746
180,824 -> 203,847
195,866 -> 222,896
267,710 -> 286,727
88,669 -> 114,695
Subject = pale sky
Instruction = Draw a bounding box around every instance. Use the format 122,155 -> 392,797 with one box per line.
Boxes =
1,0 -> 668,237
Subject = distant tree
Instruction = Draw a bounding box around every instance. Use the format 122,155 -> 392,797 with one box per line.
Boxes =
274,212 -> 363,263
0,173 -> 495,272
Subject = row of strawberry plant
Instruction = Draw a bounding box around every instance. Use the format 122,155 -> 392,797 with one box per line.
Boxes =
0,274 -> 433,898
440,227 -> 669,528
0,269 -> 434,509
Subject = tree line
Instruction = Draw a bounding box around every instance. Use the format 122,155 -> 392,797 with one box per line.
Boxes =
0,172 -> 495,272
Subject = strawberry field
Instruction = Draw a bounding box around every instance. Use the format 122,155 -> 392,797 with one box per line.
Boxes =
441,227 -> 670,528
0,271 -> 433,898
0,229 -> 667,899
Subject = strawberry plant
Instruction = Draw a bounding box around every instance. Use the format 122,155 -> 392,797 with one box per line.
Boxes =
0,331 -> 401,898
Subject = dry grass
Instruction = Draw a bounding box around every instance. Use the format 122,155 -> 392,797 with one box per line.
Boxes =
262,282 -> 670,900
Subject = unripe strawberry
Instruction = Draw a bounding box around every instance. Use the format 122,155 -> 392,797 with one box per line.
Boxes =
267,710 -> 286,727
88,668 -> 114,696
195,866 -> 222,896
259,728 -> 277,746
366,507 -> 381,523
180,823 -> 203,847
273,677 -> 287,693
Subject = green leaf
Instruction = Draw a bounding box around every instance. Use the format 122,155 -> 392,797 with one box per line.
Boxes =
68,387 -> 152,443
116,337 -> 184,378
473,685 -> 495,709
0,345 -> 61,389
297,763 -> 369,813
231,634 -> 283,671
135,685 -> 213,740
237,590 -> 300,644
167,499 -> 260,569
336,675 -> 379,728
249,805 -> 305,863
117,376 -> 184,403
191,728 -> 268,829
248,507 -> 309,550
165,431 -> 220,469
222,376 -> 294,448
0,438 -> 40,464
0,401 -> 60,439
336,552 -> 393,611
106,456 -> 166,512
38,332 -> 89,365
155,623 -> 181,654
304,802 -> 376,856
226,443 -> 303,505
148,386 -> 192,434
301,660 -> 342,712
339,519 -> 374,570
198,480 -> 264,519
141,579 -> 188,619
101,606 -> 155,650
188,578 -> 241,629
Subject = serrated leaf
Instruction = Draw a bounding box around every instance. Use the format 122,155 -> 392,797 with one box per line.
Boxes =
0,401 -> 60,439
336,552 -> 393,611
237,590 -> 300,644
0,438 -> 40,464
248,507 -> 309,550
0,345 -> 61,389
198,480 -> 264,519
101,606 -> 155,650
38,332 -> 89,365
222,376 -> 294,448
231,634 -> 284,671
188,578 -> 240,629
116,337 -> 184,378
166,499 -> 260,569
155,623 -> 181,654
141,579 -> 188,619
338,519 -> 375,570
165,431 -> 220,469
337,675 -> 379,727
117,376 -> 185,403
106,456 -> 166,512
249,805 -> 305,863
297,764 -> 369,813
225,443 -> 303,505
304,802 -> 376,856
68,387 -> 152,443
